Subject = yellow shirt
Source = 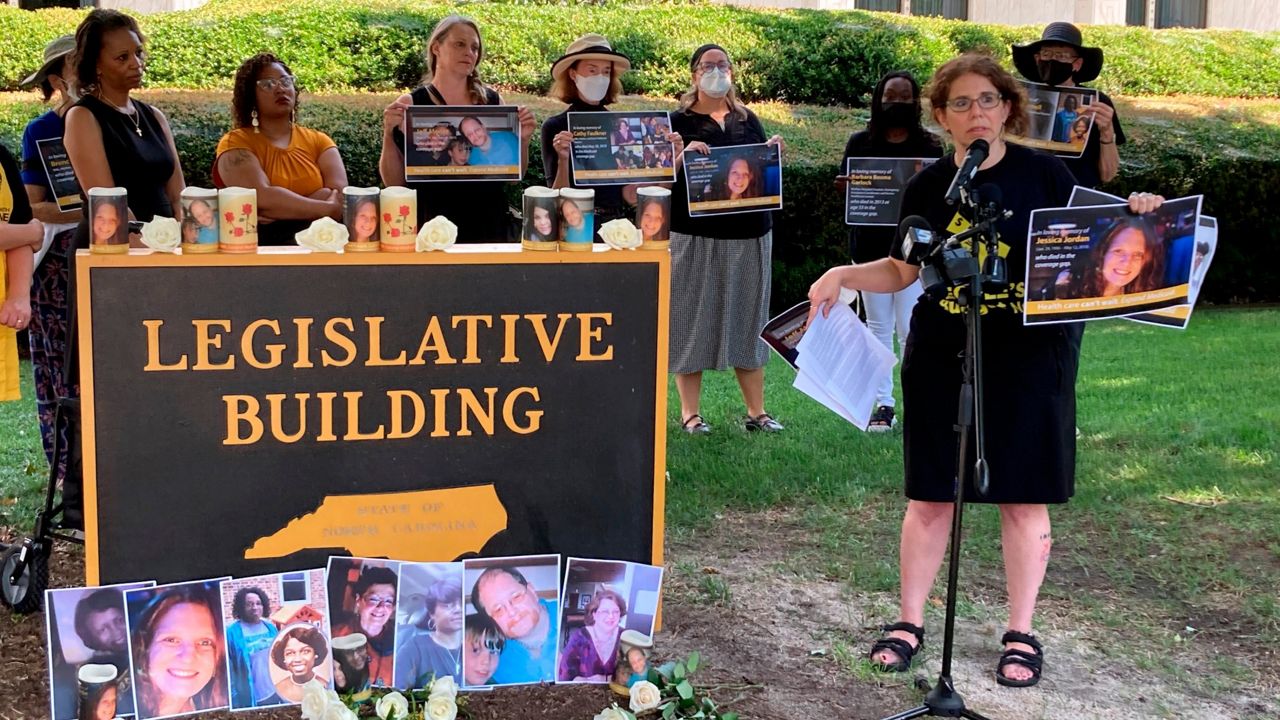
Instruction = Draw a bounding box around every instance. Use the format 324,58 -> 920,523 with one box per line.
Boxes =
0,156 -> 18,401
215,126 -> 337,199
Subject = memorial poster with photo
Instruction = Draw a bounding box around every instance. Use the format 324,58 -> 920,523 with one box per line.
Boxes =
567,111 -> 676,186
683,142 -> 782,217
844,157 -> 935,226
404,106 -> 522,182
555,557 -> 664,685
1023,195 -> 1202,324
37,137 -> 82,212
1007,81 -> 1097,158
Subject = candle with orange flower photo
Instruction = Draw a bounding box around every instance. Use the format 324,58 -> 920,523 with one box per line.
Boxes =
217,186 -> 259,253
379,187 -> 418,252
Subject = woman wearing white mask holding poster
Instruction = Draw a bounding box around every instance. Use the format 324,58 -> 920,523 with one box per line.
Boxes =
669,44 -> 785,435
542,34 -> 681,232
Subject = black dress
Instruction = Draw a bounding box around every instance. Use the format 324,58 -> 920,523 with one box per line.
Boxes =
841,129 -> 943,263
540,100 -> 627,231
71,95 -> 176,249
391,85 -> 512,242
891,144 -> 1079,504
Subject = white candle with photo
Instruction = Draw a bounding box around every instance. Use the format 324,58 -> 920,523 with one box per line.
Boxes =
636,187 -> 672,250
558,188 -> 595,252
380,186 -> 418,252
76,663 -> 119,720
218,186 -> 259,253
344,186 -> 381,252
522,186 -> 560,251
87,187 -> 129,255
180,187 -> 220,254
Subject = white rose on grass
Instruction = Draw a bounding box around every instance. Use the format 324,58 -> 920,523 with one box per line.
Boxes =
424,695 -> 458,720
629,680 -> 663,712
599,218 -> 641,250
322,699 -> 357,720
416,215 -> 458,251
594,704 -> 635,720
300,680 -> 329,720
428,675 -> 458,700
375,691 -> 409,720
295,217 -> 350,253
139,216 -> 180,252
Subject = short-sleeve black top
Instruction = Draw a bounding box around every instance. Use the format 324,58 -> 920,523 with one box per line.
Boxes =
669,106 -> 772,239
391,85 -> 511,242
842,128 -> 944,264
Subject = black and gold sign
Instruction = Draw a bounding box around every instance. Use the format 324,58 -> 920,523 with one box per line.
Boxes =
77,250 -> 670,584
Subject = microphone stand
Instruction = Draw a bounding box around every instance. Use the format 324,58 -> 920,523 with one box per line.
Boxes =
879,184 -> 1007,720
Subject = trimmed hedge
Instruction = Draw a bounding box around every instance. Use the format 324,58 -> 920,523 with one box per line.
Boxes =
0,91 -> 1276,309
2,0 -> 1280,103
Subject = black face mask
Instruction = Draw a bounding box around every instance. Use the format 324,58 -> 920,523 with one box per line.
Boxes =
880,102 -> 917,129
1037,60 -> 1075,86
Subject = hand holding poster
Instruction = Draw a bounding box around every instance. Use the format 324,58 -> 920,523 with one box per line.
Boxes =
36,137 -> 82,213
844,157 -> 935,226
568,111 -> 676,185
1006,81 -> 1097,158
683,142 -> 782,217
1023,195 -> 1202,324
404,106 -> 522,181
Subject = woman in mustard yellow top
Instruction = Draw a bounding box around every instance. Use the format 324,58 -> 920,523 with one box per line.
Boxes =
215,53 -> 348,245
0,142 -> 41,401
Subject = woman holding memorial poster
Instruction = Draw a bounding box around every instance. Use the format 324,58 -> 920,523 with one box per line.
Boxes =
215,53 -> 349,246
668,44 -> 785,435
380,15 -> 537,242
838,71 -> 943,432
808,53 -> 1166,688
542,34 -> 664,233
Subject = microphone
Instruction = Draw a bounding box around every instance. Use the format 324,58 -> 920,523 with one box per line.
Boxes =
944,139 -> 989,206
897,214 -> 936,265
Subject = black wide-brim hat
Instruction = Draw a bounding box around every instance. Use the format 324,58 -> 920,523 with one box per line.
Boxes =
1012,22 -> 1104,84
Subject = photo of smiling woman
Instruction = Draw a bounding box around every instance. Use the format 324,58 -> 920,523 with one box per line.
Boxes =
394,563 -> 465,688
125,581 -> 228,719
258,624 -> 330,706
1066,215 -> 1165,298
328,559 -> 398,689
708,155 -> 761,201
343,190 -> 379,246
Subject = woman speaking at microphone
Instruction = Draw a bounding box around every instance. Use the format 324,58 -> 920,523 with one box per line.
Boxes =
808,53 -> 1165,688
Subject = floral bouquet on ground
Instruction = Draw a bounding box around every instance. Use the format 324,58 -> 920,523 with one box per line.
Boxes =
596,653 -> 739,720
302,675 -> 464,720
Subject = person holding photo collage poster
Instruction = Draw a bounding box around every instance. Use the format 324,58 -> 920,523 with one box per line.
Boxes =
808,53 -> 1167,689
381,15 -> 537,242
542,35 -> 683,235
669,44 -> 785,436
837,71 -> 943,432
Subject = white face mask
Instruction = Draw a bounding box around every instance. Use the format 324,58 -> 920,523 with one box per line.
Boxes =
573,74 -> 611,103
698,68 -> 732,98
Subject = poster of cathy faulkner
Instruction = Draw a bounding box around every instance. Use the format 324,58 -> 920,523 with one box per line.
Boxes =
567,111 -> 675,186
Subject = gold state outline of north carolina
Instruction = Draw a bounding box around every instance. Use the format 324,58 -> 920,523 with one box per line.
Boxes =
244,484 -> 507,561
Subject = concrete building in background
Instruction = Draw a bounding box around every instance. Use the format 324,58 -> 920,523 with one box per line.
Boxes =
717,0 -> 1280,32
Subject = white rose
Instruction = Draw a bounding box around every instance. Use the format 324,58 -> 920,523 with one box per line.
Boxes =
416,215 -> 458,251
140,216 -> 181,253
594,704 -> 634,720
322,699 -> 357,720
428,675 -> 458,700
295,217 -> 350,253
424,695 -> 458,720
300,680 -> 330,720
629,680 -> 663,712
599,218 -> 641,250
375,691 -> 409,720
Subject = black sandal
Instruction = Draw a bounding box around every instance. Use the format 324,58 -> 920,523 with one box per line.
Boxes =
995,630 -> 1044,688
868,621 -> 925,672
681,414 -> 711,435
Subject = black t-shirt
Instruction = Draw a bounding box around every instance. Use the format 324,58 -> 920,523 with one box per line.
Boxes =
842,129 -> 944,263
540,101 -> 626,219
391,85 -> 512,242
892,143 -> 1077,340
1060,89 -> 1124,190
670,106 -> 772,239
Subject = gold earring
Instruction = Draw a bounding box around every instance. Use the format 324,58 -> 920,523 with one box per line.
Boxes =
251,109 -> 259,133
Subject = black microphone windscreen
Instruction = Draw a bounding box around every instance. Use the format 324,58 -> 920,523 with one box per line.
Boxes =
968,138 -> 990,161
897,214 -> 933,239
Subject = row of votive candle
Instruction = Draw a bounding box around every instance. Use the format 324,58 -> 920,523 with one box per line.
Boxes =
521,186 -> 671,251
86,186 -> 261,254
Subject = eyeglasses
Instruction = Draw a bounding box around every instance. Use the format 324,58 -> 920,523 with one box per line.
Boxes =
1036,50 -> 1079,63
256,75 -> 296,92
360,594 -> 395,608
942,92 -> 1004,113
696,62 -> 731,74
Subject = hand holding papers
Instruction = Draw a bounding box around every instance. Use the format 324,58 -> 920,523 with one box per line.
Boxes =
791,301 -> 896,430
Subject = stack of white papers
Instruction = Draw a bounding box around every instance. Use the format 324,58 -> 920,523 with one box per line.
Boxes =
793,302 -> 897,430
